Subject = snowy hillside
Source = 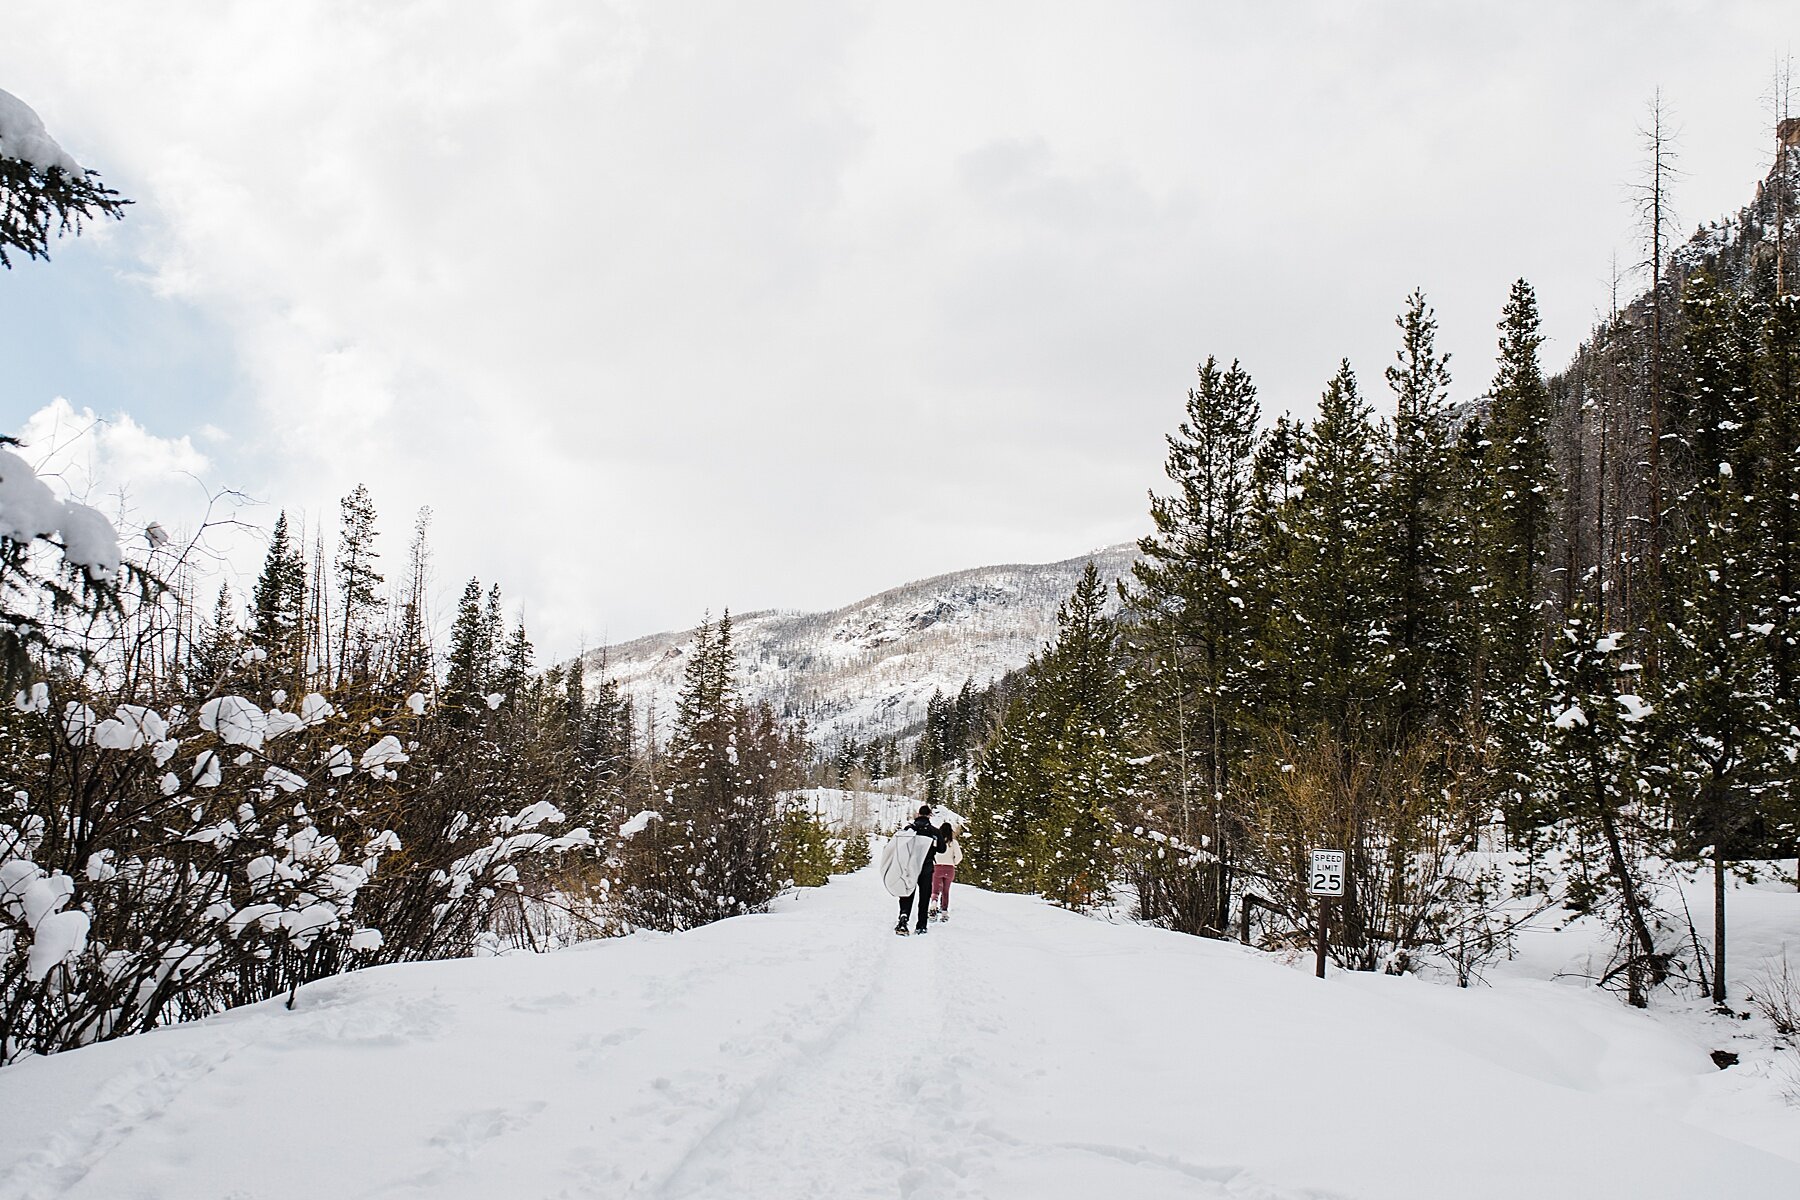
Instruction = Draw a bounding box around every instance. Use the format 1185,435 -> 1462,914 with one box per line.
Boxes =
584,545 -> 1139,746
2,868 -> 1793,1200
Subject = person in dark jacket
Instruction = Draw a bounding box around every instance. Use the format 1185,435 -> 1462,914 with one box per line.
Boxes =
895,805 -> 940,935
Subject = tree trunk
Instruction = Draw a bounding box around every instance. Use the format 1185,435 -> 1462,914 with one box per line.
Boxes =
1595,783 -> 1657,1006
1712,849 -> 1728,1008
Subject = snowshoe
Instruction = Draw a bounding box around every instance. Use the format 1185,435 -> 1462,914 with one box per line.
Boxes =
894,921 -> 910,936
914,922 -> 929,935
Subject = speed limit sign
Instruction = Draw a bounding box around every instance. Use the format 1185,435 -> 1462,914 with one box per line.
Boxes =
1309,849 -> 1345,897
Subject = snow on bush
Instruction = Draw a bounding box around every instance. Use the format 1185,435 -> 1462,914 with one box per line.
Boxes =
0,859 -> 88,982
0,447 -> 123,582
619,810 -> 662,838
0,449 -> 63,545
56,501 -> 121,581
2,667 -> 599,1063
200,696 -> 267,750
358,735 -> 409,781
93,704 -> 166,750
0,685 -> 410,1059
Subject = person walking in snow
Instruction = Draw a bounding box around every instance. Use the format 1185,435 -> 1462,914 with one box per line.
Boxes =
880,804 -> 939,935
928,822 -> 960,922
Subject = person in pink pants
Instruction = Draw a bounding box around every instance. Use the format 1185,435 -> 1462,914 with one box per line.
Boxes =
930,823 -> 962,920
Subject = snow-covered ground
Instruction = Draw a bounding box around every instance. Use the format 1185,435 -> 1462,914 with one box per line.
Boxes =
2,867 -> 1794,1200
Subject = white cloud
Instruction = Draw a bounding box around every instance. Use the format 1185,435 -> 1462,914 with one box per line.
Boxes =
18,398 -> 211,538
1,1 -> 1791,652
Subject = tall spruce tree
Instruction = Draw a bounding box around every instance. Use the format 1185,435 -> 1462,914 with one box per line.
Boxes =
1382,291 -> 1467,733
249,511 -> 306,682
1661,278 -> 1795,1005
190,583 -> 240,690
963,675 -> 1052,894
1754,295 -> 1800,709
1481,280 -> 1562,835
648,613 -> 782,928
497,620 -> 534,701
442,577 -> 492,718
1126,357 -> 1261,924
1484,279 -> 1560,685
968,563 -> 1137,907
334,483 -> 383,682
1540,600 -> 1663,1006
1752,296 -> 1800,881
395,508 -> 435,693
1043,562 -> 1138,906
1276,360 -> 1390,739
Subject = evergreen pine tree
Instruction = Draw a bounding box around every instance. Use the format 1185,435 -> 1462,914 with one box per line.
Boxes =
1480,280 -> 1562,835
482,585 -> 505,684
443,577 -> 490,718
497,620 -> 534,700
190,583 -> 240,689
964,668 -> 1054,893
1484,279 -> 1560,688
249,511 -> 306,683
1125,357 -> 1261,922
1753,295 -> 1800,710
334,483 -> 383,682
1540,599 -> 1663,1005
1383,291 -> 1467,732
1662,276 -> 1789,1004
968,563 -> 1137,907
1276,360 -> 1391,740
1751,296 -> 1800,875
641,612 -> 782,928
394,508 -> 435,693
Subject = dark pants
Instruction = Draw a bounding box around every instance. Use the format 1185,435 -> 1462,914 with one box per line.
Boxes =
897,861 -> 934,928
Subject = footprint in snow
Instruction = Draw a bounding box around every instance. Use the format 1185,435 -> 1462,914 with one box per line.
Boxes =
427,1100 -> 548,1161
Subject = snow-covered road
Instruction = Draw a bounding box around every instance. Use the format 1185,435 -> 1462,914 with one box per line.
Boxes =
1,869 -> 1795,1199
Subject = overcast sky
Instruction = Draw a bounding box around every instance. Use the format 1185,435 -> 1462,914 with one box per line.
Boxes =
1,1 -> 1793,654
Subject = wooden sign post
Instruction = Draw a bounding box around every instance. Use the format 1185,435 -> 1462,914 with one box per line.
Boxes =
1308,848 -> 1345,979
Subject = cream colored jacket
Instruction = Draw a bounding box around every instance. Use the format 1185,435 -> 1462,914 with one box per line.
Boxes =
937,839 -> 964,868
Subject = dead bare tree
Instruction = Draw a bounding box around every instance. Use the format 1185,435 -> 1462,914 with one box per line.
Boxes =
1634,89 -> 1680,679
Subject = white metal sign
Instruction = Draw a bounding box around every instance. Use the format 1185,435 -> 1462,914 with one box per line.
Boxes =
1308,849 -> 1345,897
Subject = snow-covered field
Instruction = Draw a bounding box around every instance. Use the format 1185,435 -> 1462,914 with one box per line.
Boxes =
2,866 -> 1794,1200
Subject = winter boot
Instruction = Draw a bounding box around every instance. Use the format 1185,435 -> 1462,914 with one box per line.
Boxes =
915,920 -> 929,935
895,919 -> 910,936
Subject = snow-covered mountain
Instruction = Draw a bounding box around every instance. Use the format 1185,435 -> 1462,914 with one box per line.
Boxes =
583,544 -> 1139,747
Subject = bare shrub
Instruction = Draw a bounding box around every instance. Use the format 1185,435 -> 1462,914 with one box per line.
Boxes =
1240,730 -> 1517,982
1751,953 -> 1800,1039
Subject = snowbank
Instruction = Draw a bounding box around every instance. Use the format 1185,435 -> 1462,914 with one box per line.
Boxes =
0,869 -> 1791,1199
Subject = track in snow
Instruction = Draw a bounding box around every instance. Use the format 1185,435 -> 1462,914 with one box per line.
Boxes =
0,869 -> 1795,1200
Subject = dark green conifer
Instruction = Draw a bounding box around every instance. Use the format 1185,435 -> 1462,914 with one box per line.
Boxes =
249,511 -> 306,686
